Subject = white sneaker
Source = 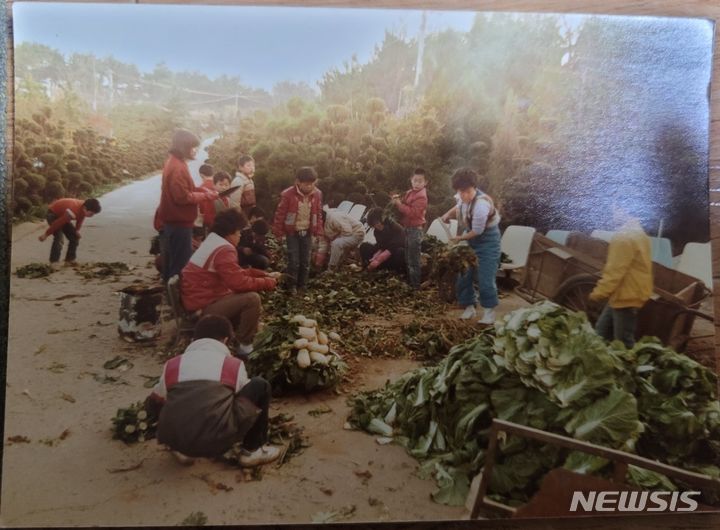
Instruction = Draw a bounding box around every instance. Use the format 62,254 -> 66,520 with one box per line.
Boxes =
171,450 -> 195,466
478,308 -> 497,325
239,445 -> 281,467
237,343 -> 254,356
460,306 -> 477,320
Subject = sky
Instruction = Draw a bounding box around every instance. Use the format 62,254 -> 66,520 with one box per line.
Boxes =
13,2 -> 477,91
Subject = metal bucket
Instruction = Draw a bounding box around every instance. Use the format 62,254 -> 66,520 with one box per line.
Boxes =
118,284 -> 164,342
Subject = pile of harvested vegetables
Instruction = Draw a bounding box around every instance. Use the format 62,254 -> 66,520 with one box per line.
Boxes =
111,401 -> 158,444
347,301 -> 720,507
261,270 -> 449,360
15,263 -> 55,278
247,314 -> 347,394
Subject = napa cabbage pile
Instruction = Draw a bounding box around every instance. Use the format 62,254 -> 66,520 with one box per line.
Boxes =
348,301 -> 720,507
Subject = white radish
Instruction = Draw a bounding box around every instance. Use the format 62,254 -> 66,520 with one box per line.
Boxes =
309,351 -> 329,365
303,318 -> 318,328
290,314 -> 306,323
317,331 -> 329,345
328,331 -> 341,342
308,342 -> 329,354
293,338 -> 309,349
297,326 -> 316,340
296,349 -> 311,368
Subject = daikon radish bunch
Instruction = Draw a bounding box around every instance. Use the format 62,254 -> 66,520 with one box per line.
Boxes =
289,314 -> 341,369
247,314 -> 347,394
111,401 -> 158,443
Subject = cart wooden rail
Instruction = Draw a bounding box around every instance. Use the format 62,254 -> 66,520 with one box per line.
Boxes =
470,419 -> 720,519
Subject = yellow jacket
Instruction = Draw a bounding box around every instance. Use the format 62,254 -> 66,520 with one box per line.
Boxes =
590,222 -> 653,308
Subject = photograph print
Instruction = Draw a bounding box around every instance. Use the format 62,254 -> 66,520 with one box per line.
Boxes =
2,1 -> 718,526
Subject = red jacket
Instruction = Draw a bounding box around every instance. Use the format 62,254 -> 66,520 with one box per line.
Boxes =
397,187 -> 428,228
156,155 -> 213,228
45,198 -> 86,236
272,185 -> 324,237
181,233 -> 276,311
198,181 -> 229,228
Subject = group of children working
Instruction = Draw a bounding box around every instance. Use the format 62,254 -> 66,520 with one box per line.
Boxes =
34,127 -> 653,466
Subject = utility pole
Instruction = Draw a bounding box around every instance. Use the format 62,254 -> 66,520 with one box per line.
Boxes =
92,57 -> 98,112
108,68 -> 115,137
108,68 -> 114,108
413,11 -> 427,90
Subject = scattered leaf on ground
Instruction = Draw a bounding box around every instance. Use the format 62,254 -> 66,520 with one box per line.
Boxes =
92,374 -> 128,385
107,460 -> 145,473
194,473 -> 234,493
60,393 -> 76,403
308,405 -> 333,417
180,512 -> 207,526
34,344 -> 47,355
74,262 -> 132,280
15,263 -> 53,279
47,328 -> 80,335
54,294 -> 89,301
103,356 -> 134,371
39,429 -> 71,447
311,504 -> 357,523
141,375 -> 160,388
354,469 -> 373,485
47,362 -> 67,374
7,435 -> 31,444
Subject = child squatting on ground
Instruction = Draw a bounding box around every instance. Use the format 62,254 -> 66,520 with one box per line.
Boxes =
238,207 -> 272,270
38,197 -> 102,269
145,314 -> 280,467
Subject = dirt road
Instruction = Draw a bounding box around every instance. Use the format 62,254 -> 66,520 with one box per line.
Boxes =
0,140 -> 471,526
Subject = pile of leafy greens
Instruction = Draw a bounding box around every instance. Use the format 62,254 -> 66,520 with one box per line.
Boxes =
247,315 -> 347,395
15,262 -> 54,279
428,243 -> 478,284
348,301 -> 720,507
261,270 -> 447,359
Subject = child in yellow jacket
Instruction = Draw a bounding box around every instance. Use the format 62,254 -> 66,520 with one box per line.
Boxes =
589,207 -> 653,347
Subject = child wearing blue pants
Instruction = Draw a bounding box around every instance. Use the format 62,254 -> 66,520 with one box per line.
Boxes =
441,168 -> 501,325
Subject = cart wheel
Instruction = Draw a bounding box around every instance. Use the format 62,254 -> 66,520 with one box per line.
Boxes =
438,270 -> 457,303
552,274 -> 604,324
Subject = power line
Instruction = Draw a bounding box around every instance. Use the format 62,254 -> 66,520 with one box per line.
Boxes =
108,68 -> 268,102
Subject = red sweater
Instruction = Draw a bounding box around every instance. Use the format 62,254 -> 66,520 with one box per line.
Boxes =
181,233 -> 276,311
156,155 -> 212,228
272,186 -> 324,237
398,187 -> 428,228
45,198 -> 86,236
198,180 -> 225,227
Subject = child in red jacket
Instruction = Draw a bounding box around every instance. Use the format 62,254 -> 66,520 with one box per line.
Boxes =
38,197 -> 102,268
272,167 -> 324,294
156,129 -> 218,282
199,171 -> 232,233
181,209 -> 279,356
391,168 -> 428,289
